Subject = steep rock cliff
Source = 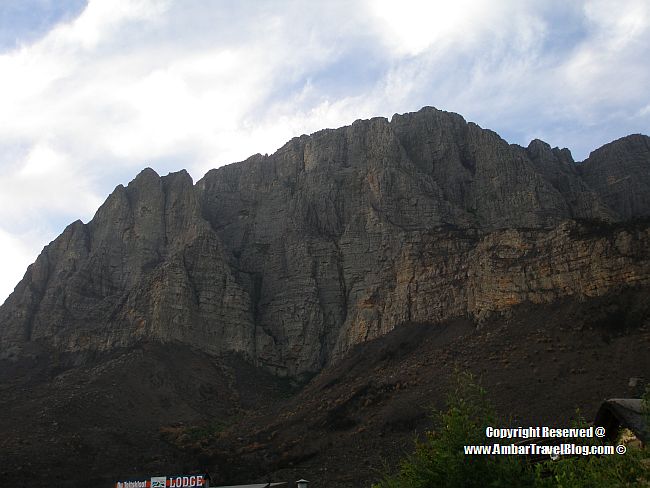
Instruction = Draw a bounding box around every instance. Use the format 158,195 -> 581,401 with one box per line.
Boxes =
578,134 -> 650,219
0,170 -> 254,360
1,107 -> 648,376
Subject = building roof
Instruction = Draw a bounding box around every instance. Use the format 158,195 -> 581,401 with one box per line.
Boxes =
594,398 -> 649,443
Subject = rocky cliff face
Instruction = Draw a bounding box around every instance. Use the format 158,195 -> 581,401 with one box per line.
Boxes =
1,107 -> 649,376
578,134 -> 650,219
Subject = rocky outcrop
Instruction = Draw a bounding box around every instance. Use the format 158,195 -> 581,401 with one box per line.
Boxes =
524,139 -> 616,220
1,107 -> 649,376
0,169 -> 254,361
578,134 -> 650,219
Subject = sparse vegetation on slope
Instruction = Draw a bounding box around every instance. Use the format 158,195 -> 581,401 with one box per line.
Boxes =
375,373 -> 650,488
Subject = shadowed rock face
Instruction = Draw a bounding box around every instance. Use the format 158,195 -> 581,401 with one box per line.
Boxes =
1,107 -> 649,376
578,134 -> 650,219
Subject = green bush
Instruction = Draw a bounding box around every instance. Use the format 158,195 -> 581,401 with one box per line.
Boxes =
536,447 -> 649,488
374,372 -> 650,488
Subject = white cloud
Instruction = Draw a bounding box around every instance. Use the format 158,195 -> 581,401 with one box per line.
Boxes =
59,0 -> 171,49
0,0 -> 648,303
562,0 -> 650,112
0,141 -> 103,232
368,0 -> 503,57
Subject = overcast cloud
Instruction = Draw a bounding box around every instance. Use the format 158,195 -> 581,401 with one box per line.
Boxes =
0,0 -> 649,303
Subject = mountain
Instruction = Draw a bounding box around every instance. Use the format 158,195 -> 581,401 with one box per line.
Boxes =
1,106 -> 649,486
2,107 -> 649,375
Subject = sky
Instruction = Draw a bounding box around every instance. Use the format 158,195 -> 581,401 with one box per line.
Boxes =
0,0 -> 649,304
